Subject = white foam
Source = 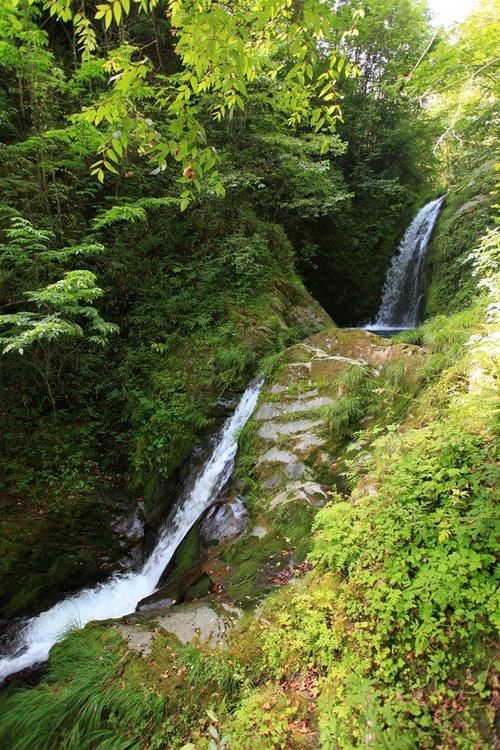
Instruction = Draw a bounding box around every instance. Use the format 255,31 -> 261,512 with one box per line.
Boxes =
371,196 -> 445,329
0,378 -> 263,682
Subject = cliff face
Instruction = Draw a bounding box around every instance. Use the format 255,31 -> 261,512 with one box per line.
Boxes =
424,159 -> 497,319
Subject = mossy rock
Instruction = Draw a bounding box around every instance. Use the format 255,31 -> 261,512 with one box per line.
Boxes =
0,487 -> 139,618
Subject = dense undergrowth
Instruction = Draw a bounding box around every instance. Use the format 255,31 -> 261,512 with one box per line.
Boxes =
0,199 -> 327,616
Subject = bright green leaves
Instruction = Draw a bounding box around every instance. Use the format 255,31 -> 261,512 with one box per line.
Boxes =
72,13 -> 98,61
169,0 -> 345,130
77,46 -> 152,183
42,0 -> 363,202
0,270 -> 118,353
92,204 -> 147,230
92,0 -> 158,31
44,1 -> 96,61
164,0 -> 363,191
95,1 -> 123,30
0,217 -> 117,356
0,218 -> 54,267
44,0 -> 72,23
27,270 -> 104,306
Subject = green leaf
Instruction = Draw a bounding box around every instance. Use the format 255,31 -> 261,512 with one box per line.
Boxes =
113,1 -> 122,24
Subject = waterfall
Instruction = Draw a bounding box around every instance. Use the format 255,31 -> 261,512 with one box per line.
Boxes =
0,377 -> 264,684
369,196 -> 445,331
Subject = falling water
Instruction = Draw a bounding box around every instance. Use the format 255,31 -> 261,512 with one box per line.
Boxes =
0,377 -> 264,683
368,196 -> 445,332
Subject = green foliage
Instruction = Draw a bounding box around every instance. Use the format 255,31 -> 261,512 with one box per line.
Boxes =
425,187 -> 496,317
215,346 -> 257,388
325,366 -> 374,439
311,415 -> 498,748
0,627 -> 166,750
416,1 -> 499,320
256,576 -> 341,679
414,0 -> 499,185
228,683 -> 312,750
0,218 -> 117,355
0,4 -> 497,750
92,203 -> 147,229
39,0 -> 365,200
130,373 -> 208,481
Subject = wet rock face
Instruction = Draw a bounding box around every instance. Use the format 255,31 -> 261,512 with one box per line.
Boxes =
137,497 -> 250,611
251,367 -> 334,509
257,324 -> 424,463
200,498 -> 248,545
0,481 -> 145,620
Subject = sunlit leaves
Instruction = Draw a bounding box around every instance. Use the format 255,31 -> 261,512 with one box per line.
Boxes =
40,0 -> 363,203
0,218 -> 117,355
73,13 -> 98,60
44,0 -> 72,23
44,1 -> 97,60
92,204 -> 147,229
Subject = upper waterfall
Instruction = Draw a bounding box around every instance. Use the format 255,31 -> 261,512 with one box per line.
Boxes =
0,377 -> 264,684
369,196 -> 445,331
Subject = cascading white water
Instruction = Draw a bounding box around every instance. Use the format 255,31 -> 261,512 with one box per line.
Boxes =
369,196 -> 445,332
0,377 -> 264,683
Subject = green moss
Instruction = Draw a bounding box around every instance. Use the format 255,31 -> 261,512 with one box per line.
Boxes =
221,500 -> 317,605
273,502 -> 317,562
172,526 -> 201,577
157,525 -> 204,602
0,495 -> 126,618
425,165 -> 495,318
184,575 -> 211,601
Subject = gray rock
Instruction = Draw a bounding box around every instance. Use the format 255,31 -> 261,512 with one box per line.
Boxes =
117,602 -> 242,651
257,418 -> 323,441
254,402 -> 286,420
254,396 -> 333,421
111,512 -> 144,545
284,462 -> 306,479
251,525 -> 268,538
294,433 -> 326,452
156,601 -> 242,644
262,474 -> 282,490
269,384 -> 288,394
269,481 -> 327,510
297,388 -> 319,399
116,625 -> 155,656
257,448 -> 298,465
200,498 -> 248,544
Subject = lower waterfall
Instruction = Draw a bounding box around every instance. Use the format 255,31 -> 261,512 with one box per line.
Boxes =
0,377 -> 264,683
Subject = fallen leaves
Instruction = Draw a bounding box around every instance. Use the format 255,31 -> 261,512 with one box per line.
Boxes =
271,559 -> 313,586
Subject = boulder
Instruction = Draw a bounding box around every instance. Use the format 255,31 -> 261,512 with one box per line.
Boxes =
200,498 -> 249,544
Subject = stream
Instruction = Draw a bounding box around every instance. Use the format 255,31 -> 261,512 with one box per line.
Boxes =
0,378 -> 264,683
0,198 -> 446,684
